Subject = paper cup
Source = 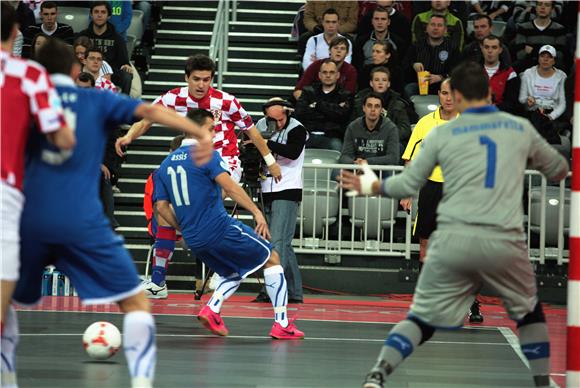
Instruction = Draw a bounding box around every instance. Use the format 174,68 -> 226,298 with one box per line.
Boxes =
418,71 -> 430,95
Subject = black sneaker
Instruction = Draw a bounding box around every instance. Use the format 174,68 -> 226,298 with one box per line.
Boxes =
469,300 -> 484,324
252,292 -> 271,303
362,361 -> 391,388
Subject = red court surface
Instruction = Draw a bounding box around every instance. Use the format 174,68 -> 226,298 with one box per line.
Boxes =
19,295 -> 568,387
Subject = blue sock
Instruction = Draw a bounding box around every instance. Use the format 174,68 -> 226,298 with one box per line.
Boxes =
151,226 -> 175,287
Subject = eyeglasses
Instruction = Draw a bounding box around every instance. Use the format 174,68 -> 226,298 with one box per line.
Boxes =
86,56 -> 102,62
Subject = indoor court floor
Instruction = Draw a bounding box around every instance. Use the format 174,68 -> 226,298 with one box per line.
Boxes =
16,295 -> 567,387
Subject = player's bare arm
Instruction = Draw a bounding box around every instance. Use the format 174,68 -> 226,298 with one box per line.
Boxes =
46,124 -> 76,150
245,125 -> 282,182
215,172 -> 271,240
155,200 -> 181,231
115,118 -> 153,156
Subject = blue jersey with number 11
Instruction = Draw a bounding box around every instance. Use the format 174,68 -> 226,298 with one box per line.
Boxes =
154,146 -> 231,249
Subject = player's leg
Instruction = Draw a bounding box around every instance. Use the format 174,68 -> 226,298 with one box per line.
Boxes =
197,272 -> 242,336
142,213 -> 175,299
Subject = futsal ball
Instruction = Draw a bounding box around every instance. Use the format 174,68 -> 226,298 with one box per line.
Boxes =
82,321 -> 122,360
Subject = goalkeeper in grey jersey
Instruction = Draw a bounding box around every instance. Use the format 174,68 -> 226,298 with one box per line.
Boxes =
340,62 -> 569,388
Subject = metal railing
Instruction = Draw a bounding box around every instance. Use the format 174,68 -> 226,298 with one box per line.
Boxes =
208,0 -> 230,89
292,163 -> 572,265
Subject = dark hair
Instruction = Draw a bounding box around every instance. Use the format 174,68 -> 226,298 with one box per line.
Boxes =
184,54 -> 216,77
86,47 -> 104,59
77,72 -> 96,86
329,36 -> 349,50
322,8 -> 339,19
90,1 -> 111,16
482,34 -> 501,45
373,6 -> 390,17
1,3 -> 16,42
372,40 -> 396,64
450,62 -> 489,100
370,66 -> 391,80
363,91 -> 384,107
74,35 -> 93,50
30,33 -> 51,59
473,13 -> 492,27
170,135 -> 185,151
40,2 -> 58,11
186,108 -> 214,127
36,38 -> 77,76
429,14 -> 447,26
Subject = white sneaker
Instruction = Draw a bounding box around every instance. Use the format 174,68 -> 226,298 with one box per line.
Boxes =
140,279 -> 168,299
208,273 -> 221,290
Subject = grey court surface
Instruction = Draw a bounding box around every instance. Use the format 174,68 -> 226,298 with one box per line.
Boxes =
16,311 -> 536,387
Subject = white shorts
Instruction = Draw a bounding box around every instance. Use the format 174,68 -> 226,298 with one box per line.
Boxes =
223,156 -> 242,184
1,181 -> 24,281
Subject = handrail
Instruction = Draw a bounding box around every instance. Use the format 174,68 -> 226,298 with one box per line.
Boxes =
208,0 -> 230,89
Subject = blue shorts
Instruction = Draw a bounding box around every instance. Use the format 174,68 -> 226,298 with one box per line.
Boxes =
13,225 -> 141,305
192,221 -> 272,278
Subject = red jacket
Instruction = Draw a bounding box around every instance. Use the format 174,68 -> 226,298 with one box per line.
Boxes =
488,63 -> 516,106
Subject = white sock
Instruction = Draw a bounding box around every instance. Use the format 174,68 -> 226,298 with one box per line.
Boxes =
263,265 -> 289,327
1,305 -> 19,388
123,311 -> 156,387
207,274 -> 242,313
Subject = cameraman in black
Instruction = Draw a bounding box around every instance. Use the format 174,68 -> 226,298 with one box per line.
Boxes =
253,98 -> 308,304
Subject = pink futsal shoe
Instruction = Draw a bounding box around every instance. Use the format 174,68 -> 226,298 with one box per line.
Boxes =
269,319 -> 305,340
197,305 -> 229,336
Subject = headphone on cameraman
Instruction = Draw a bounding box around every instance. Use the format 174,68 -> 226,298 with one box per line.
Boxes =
262,97 -> 294,118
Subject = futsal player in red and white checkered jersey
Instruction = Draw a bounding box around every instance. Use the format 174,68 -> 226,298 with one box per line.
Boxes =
0,4 -> 74,380
115,53 -> 282,183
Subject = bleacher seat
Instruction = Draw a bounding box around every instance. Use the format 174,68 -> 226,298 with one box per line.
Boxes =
349,196 -> 395,240
298,179 -> 339,238
410,95 -> 439,119
529,186 -> 570,246
303,149 -> 341,182
127,10 -> 145,46
126,34 -> 136,57
57,7 -> 90,34
466,20 -> 507,37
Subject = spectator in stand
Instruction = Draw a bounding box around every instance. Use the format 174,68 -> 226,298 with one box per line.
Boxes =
412,0 -> 465,51
353,67 -> 412,145
76,71 -> 96,88
358,40 -> 403,96
295,59 -> 352,151
519,45 -> 567,144
303,1 -> 359,35
78,1 -> 133,94
12,29 -> 23,57
512,0 -> 567,73
340,91 -> 400,167
22,2 -> 74,58
353,6 -> 406,72
29,32 -> 48,59
358,1 -> 411,48
108,0 -> 132,41
462,14 -> 511,64
7,1 -> 36,34
83,47 -> 118,92
481,35 -> 520,114
302,8 -> 353,70
468,1 -> 511,20
73,36 -> 114,81
294,36 -> 356,100
404,14 -> 460,97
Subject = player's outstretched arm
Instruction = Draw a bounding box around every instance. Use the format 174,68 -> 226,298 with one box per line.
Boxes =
155,200 -> 181,231
47,124 -> 76,150
527,128 -> 569,181
115,118 -> 153,156
245,125 -> 282,182
215,172 -> 271,240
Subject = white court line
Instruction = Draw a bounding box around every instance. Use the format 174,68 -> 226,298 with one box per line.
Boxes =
498,327 -> 559,388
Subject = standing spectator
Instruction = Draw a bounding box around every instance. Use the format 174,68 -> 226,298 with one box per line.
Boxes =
295,36 -> 357,100
481,35 -> 520,114
512,0 -> 567,72
108,0 -> 132,41
412,0 -> 465,51
353,6 -> 406,71
358,1 -> 411,48
253,98 -> 308,304
519,45 -> 567,144
340,92 -> 400,167
353,67 -> 412,145
462,14 -> 511,64
22,2 -> 74,58
468,1 -> 511,21
303,1 -> 359,35
78,1 -> 133,94
295,59 -> 352,151
404,15 -> 460,96
302,8 -> 353,70
358,41 -> 403,96
83,48 -> 118,92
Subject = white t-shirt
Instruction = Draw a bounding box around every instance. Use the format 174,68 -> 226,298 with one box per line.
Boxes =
302,33 -> 352,70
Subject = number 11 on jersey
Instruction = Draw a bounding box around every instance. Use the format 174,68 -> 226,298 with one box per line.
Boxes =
479,135 -> 497,189
167,166 -> 190,206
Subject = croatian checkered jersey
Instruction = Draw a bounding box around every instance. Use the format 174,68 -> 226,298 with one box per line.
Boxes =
0,50 -> 65,190
153,87 -> 254,166
95,76 -> 118,93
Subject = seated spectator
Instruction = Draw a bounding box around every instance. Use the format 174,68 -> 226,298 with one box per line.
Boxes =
303,1 -> 359,35
468,1 -> 511,21
403,14 -> 460,97
519,45 -> 567,144
480,35 -> 519,114
462,14 -> 511,64
76,72 -> 96,88
108,0 -> 133,41
294,36 -> 357,100
358,1 -> 411,48
302,8 -> 353,70
512,0 -> 567,73
73,36 -> 114,81
353,67 -> 411,144
22,2 -> 74,58
84,48 -> 119,92
511,0 -> 563,24
340,91 -> 400,167
358,41 -> 403,95
353,6 -> 406,71
412,0 -> 465,50
29,32 -> 48,59
78,1 -> 133,94
295,59 -> 352,151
